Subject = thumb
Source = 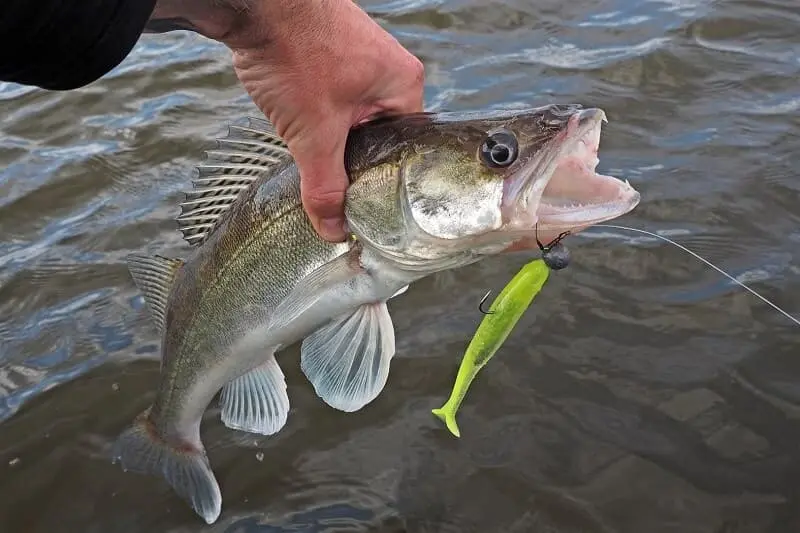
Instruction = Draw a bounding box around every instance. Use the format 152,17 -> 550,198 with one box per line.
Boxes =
292,125 -> 350,243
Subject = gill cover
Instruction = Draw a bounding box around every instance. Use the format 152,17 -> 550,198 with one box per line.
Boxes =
400,142 -> 506,240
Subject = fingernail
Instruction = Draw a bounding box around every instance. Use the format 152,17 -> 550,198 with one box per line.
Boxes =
320,217 -> 346,241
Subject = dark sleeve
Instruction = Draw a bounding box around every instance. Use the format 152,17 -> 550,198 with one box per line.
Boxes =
0,0 -> 159,91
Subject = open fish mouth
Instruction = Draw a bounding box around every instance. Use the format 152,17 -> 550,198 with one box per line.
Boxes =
503,107 -> 640,232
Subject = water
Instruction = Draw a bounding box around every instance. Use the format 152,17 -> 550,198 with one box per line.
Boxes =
1,0 -> 799,531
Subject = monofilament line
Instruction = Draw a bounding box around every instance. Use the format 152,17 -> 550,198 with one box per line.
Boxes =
593,223 -> 800,329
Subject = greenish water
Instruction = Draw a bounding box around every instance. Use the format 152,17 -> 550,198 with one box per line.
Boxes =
1,0 -> 799,531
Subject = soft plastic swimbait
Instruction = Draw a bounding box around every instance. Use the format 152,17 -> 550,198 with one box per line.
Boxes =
431,236 -> 573,437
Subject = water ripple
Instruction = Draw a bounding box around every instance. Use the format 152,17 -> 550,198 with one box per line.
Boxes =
462,37 -> 672,70
1,0 -> 800,531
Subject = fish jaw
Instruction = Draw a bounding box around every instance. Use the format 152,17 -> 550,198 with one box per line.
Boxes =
500,108 -> 640,245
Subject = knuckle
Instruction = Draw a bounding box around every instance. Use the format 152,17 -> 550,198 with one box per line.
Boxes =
408,56 -> 425,86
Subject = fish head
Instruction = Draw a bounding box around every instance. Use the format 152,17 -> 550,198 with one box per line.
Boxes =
344,104 -> 640,266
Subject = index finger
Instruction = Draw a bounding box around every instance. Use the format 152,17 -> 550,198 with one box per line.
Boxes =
292,122 -> 351,243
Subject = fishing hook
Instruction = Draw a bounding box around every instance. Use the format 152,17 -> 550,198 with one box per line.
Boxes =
477,228 -> 572,315
478,290 -> 494,315
535,223 -> 571,252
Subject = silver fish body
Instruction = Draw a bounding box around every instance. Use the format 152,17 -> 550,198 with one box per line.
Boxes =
112,105 -> 640,524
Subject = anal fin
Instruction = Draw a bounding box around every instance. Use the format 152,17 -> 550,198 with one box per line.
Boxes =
219,353 -> 290,435
300,301 -> 396,413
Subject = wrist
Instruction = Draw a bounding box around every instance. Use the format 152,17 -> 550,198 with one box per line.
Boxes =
146,0 -> 358,50
146,0 -> 244,40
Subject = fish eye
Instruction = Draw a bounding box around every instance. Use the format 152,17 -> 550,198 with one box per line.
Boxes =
479,129 -> 518,168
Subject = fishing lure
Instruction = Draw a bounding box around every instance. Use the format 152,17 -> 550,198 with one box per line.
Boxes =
432,233 -> 570,437
432,214 -> 800,438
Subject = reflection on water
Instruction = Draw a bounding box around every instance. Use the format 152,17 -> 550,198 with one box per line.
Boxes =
1,0 -> 799,531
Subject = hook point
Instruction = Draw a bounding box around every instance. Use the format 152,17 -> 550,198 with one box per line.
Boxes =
478,290 -> 494,315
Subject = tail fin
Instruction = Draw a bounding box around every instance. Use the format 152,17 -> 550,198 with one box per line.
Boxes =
111,409 -> 222,524
431,403 -> 461,438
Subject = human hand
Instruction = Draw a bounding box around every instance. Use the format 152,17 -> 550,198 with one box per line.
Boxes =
230,0 -> 425,242
146,0 -> 424,242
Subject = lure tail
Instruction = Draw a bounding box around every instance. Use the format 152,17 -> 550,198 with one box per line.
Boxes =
432,358 -> 479,438
433,259 -> 552,438
431,400 -> 462,438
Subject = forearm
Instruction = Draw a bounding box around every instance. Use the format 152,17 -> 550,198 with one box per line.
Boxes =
0,0 -> 339,91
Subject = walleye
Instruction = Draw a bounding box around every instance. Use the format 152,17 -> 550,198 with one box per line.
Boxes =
112,104 -> 640,524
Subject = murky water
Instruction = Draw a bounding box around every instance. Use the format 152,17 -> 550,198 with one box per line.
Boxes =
2,0 -> 799,531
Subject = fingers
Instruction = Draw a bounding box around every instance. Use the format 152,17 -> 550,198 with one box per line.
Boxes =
400,56 -> 426,112
375,55 -> 426,116
293,124 -> 350,243
294,57 -> 423,243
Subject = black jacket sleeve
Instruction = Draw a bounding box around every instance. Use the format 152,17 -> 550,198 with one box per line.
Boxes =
1,0 -> 159,91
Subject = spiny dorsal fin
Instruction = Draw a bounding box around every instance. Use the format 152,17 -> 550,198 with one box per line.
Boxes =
127,253 -> 184,334
176,117 -> 293,247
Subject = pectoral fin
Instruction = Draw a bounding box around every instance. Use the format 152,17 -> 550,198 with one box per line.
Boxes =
219,353 -> 290,436
268,246 -> 364,333
300,302 -> 396,413
391,285 -> 409,299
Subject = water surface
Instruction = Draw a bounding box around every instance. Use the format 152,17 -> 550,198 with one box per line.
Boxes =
1,0 -> 799,531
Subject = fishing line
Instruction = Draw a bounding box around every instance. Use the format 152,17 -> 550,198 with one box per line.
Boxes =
592,223 -> 800,328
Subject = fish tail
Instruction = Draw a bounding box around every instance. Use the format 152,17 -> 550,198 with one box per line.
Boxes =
111,408 -> 222,524
431,401 -> 461,438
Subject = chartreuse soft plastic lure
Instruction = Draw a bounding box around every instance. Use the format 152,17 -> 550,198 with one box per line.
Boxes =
432,243 -> 566,437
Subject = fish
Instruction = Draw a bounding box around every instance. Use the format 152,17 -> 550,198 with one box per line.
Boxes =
432,257 -> 552,438
111,103 -> 640,524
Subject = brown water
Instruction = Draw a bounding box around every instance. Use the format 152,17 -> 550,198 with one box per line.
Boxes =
2,0 -> 800,531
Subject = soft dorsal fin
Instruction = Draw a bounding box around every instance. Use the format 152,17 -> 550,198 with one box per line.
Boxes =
176,117 -> 293,247
127,253 -> 185,334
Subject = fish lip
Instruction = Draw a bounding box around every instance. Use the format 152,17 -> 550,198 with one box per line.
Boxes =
502,107 -> 640,231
